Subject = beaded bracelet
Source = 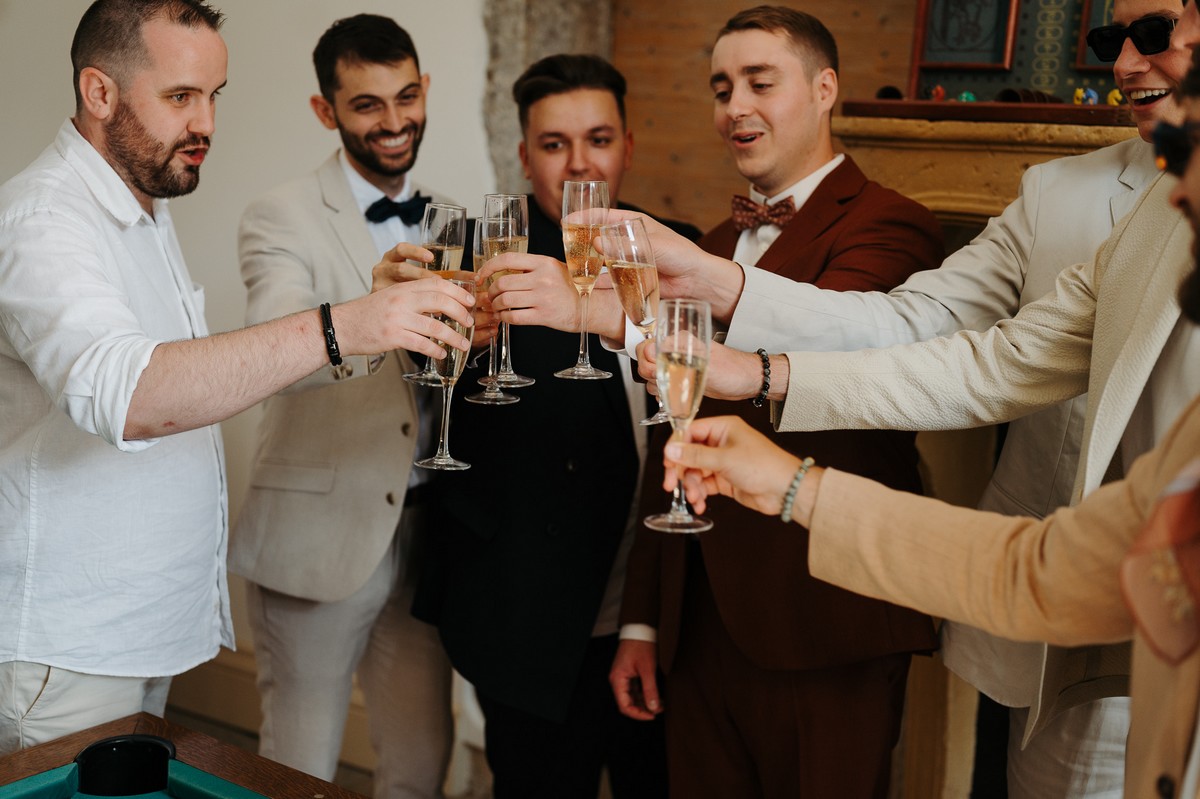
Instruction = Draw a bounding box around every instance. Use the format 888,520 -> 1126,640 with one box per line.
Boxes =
318,303 -> 343,366
751,348 -> 771,408
780,456 -> 815,523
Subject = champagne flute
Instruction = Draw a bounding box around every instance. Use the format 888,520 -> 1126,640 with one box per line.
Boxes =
466,216 -> 520,405
484,194 -> 535,388
404,203 -> 467,386
599,218 -> 669,425
555,180 -> 612,380
644,299 -> 713,533
416,277 -> 475,470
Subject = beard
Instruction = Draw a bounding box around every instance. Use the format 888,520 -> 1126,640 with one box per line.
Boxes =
106,99 -> 208,200
338,118 -> 425,178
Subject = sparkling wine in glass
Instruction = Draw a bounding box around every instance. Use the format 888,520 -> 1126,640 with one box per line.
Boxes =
416,278 -> 475,470
483,194 -> 535,389
600,218 -> 668,424
405,203 -> 467,386
644,299 -> 713,533
555,180 -> 612,380
466,215 -> 520,405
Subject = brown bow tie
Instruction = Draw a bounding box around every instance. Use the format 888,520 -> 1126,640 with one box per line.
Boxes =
731,194 -> 797,231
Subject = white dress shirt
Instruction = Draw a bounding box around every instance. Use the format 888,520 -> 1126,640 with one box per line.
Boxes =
0,120 -> 233,677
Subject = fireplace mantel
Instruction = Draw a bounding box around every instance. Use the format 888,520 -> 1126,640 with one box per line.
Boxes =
833,116 -> 1140,224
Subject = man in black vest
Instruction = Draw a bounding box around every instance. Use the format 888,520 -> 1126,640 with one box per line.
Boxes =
414,54 -> 698,799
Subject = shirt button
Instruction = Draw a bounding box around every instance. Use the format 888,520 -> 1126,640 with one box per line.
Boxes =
386,492 -> 397,506
1157,774 -> 1175,798
565,460 -> 577,473
402,423 -> 412,437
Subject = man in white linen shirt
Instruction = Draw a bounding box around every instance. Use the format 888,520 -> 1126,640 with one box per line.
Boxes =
0,0 -> 473,755
605,1 -> 1188,795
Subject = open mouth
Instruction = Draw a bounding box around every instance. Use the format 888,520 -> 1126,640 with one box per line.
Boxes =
371,128 -> 415,152
1127,88 -> 1172,108
730,131 -> 764,145
177,147 -> 207,166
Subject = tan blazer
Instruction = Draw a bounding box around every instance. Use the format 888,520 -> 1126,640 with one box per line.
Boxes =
229,153 -> 447,602
775,173 -> 1192,737
807,392 -> 1200,799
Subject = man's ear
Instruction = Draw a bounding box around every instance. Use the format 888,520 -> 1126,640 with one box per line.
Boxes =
518,139 -> 532,180
815,67 -> 838,114
623,128 -> 634,172
310,94 -> 338,130
78,66 -> 118,121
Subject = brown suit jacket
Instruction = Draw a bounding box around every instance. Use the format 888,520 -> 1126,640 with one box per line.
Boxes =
622,156 -> 943,672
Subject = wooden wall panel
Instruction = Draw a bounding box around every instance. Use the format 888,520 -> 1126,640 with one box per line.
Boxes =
612,0 -> 919,232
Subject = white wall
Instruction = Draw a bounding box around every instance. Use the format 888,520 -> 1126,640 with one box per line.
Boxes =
0,0 -> 493,528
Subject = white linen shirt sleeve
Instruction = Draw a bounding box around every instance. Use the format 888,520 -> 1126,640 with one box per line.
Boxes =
0,203 -> 161,452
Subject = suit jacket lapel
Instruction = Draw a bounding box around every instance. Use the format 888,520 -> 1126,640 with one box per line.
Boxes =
317,154 -> 378,295
1112,141 -> 1159,226
754,157 -> 863,279
1080,177 -> 1190,495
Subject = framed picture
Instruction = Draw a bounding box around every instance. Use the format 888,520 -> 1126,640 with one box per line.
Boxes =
1076,0 -> 1116,72
912,0 -> 1021,71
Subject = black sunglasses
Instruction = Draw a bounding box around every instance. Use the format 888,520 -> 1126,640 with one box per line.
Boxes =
1086,15 -> 1176,62
1152,120 -> 1200,176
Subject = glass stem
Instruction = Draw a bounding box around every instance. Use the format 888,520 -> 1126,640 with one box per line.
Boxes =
435,382 -> 455,459
576,289 -> 592,368
485,334 -> 500,394
667,428 -> 691,516
499,321 -> 514,374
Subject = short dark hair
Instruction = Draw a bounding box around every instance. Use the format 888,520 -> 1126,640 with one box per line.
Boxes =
512,54 -> 627,133
718,5 -> 839,76
313,14 -> 420,102
71,0 -> 224,110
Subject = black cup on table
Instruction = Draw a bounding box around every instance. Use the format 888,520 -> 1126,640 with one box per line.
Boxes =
74,734 -> 175,796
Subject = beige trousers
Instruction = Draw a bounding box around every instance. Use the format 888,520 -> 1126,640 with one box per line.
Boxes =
244,504 -> 452,799
0,661 -> 171,755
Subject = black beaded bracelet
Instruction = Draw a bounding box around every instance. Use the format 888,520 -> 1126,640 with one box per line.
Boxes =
751,348 -> 771,408
318,303 -> 343,366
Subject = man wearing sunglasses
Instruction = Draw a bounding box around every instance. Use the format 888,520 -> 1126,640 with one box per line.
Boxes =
603,1 -> 1192,797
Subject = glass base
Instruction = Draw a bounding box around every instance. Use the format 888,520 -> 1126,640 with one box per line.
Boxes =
403,370 -> 443,387
493,372 -> 536,387
644,511 -> 713,533
414,455 -> 471,471
640,408 -> 671,425
554,365 -> 612,380
465,389 -> 519,405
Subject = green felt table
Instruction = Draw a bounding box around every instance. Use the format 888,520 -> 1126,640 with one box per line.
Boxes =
0,713 -> 364,799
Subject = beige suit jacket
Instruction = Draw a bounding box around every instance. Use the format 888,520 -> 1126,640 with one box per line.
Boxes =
776,172 -> 1192,738
807,393 -> 1200,799
229,153 -> 447,602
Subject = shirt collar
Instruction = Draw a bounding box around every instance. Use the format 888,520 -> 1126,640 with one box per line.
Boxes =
55,119 -> 162,227
748,153 -> 845,212
338,149 -> 411,215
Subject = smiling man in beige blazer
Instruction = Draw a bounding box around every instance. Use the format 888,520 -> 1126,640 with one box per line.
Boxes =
229,15 -> 458,799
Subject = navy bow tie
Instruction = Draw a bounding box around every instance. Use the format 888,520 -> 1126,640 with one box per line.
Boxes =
365,192 -> 430,225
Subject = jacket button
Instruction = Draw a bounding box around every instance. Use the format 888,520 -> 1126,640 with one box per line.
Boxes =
565,460 -> 576,473
546,524 -> 560,537
402,423 -> 412,436
386,492 -> 397,506
1157,774 -> 1175,798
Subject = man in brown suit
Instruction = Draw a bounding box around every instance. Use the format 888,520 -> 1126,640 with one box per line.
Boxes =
609,7 -> 943,797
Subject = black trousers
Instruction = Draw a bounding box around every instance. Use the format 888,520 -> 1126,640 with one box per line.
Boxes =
476,633 -> 668,799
